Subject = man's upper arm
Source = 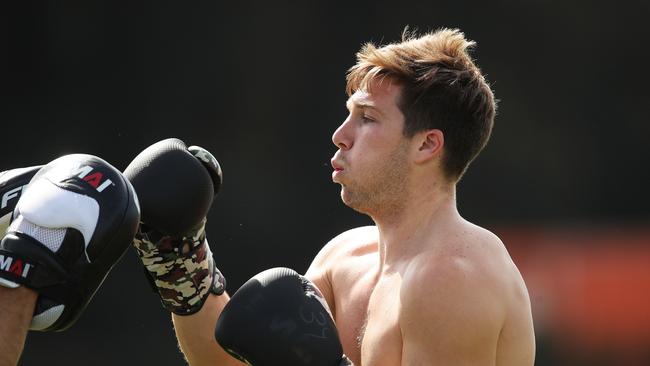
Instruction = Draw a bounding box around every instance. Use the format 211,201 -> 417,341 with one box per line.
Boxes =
304,232 -> 342,317
400,258 -> 504,365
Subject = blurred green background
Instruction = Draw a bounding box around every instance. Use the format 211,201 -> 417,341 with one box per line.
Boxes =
2,0 -> 649,365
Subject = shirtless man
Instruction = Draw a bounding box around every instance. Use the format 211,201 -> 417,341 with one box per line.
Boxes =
129,28 -> 535,366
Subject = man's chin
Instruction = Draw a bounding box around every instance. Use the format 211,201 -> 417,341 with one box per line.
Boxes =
340,188 -> 371,214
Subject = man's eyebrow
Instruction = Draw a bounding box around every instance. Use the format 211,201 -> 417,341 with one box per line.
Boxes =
345,99 -> 385,117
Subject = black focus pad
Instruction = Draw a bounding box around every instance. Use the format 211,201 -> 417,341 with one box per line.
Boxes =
215,267 -> 344,366
123,138 -> 214,236
28,154 -> 141,264
9,154 -> 141,331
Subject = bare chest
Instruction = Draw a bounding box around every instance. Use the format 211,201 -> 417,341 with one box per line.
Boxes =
333,268 -> 402,366
359,275 -> 402,366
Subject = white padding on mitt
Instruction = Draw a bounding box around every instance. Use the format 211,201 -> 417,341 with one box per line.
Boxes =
30,304 -> 65,330
17,179 -> 99,247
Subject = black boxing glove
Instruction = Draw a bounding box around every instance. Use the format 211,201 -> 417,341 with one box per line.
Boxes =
0,154 -> 140,331
124,138 -> 226,315
215,267 -> 353,366
0,165 -> 43,235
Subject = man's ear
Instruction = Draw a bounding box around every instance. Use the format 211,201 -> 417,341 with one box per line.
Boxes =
414,129 -> 444,164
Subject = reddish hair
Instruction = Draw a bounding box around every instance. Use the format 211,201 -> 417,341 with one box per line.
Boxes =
347,28 -> 496,180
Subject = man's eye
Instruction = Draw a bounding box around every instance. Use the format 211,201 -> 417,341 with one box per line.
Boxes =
362,114 -> 375,122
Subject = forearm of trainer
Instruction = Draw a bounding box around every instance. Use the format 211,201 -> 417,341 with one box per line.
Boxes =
0,286 -> 37,366
172,292 -> 246,366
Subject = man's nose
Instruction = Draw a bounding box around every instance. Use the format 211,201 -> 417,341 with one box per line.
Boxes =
332,117 -> 352,150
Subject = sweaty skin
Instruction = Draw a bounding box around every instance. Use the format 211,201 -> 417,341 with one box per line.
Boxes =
173,80 -> 535,365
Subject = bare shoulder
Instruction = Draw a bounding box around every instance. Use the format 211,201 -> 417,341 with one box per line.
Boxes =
304,226 -> 378,315
399,221 -> 534,364
307,225 -> 378,270
404,221 -> 525,309
455,221 -> 531,306
401,226 -> 506,317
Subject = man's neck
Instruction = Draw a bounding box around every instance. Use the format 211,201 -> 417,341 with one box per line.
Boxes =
372,183 -> 460,272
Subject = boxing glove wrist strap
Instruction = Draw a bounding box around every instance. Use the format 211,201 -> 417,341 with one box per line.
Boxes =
133,221 -> 226,315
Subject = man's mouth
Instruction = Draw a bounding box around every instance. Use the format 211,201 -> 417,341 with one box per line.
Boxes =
331,159 -> 345,180
331,158 -> 344,171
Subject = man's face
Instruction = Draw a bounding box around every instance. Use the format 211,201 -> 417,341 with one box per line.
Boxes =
331,80 -> 412,215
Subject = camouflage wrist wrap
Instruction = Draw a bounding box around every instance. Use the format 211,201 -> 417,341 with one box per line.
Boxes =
133,219 -> 226,315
